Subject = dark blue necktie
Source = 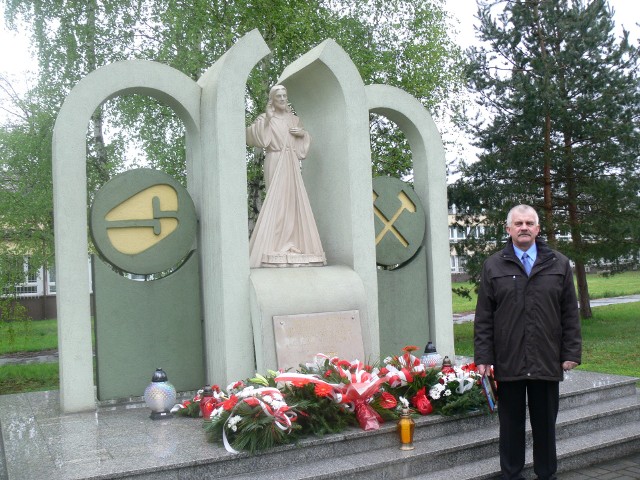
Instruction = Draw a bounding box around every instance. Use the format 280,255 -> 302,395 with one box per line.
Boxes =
521,252 -> 532,276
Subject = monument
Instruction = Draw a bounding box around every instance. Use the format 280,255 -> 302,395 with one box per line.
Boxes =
52,30 -> 453,412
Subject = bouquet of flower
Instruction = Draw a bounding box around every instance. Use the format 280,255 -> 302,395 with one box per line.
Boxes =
379,346 -> 439,414
204,380 -> 299,454
188,350 -> 493,454
277,354 -> 392,431
171,385 -> 225,418
171,390 -> 204,418
428,363 -> 488,416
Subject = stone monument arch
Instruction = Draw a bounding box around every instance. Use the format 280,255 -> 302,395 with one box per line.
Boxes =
365,84 -> 454,358
53,61 -> 202,412
53,31 -> 270,412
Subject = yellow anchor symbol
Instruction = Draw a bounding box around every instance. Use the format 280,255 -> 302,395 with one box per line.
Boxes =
373,191 -> 416,247
105,184 -> 179,255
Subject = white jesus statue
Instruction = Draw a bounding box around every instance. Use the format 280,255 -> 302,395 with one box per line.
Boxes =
246,85 -> 326,268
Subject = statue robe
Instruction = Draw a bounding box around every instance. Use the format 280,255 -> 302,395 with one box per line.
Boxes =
247,111 -> 325,268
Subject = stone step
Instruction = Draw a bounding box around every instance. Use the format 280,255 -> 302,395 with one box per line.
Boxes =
407,419 -> 640,480
558,376 -> 638,410
215,385 -> 639,479
219,418 -> 640,480
221,378 -> 640,478
1,372 -> 637,479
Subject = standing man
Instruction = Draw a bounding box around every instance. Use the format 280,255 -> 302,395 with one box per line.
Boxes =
474,204 -> 581,480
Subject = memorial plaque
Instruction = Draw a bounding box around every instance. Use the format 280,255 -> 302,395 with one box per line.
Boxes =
273,310 -> 364,370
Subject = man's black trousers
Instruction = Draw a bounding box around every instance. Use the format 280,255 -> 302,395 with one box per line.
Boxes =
497,380 -> 560,480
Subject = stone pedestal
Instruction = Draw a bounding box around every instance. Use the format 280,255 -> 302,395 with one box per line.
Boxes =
249,265 -> 370,372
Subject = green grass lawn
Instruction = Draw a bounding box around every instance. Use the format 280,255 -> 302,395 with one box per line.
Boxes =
579,303 -> 640,378
0,363 -> 59,395
0,319 -> 58,355
452,270 -> 640,314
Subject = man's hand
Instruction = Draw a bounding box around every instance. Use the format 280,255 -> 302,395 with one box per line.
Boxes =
477,364 -> 492,376
562,361 -> 578,371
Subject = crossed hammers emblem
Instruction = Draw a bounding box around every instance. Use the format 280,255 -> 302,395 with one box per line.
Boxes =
373,190 -> 417,247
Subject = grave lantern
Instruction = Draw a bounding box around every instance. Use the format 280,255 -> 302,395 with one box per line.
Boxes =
144,368 -> 176,420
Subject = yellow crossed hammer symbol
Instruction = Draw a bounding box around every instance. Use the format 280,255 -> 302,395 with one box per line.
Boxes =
373,190 -> 416,247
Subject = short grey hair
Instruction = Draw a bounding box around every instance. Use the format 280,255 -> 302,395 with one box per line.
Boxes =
506,204 -> 539,227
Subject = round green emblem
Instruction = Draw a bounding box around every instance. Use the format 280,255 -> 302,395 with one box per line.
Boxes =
372,176 -> 425,267
90,169 -> 197,275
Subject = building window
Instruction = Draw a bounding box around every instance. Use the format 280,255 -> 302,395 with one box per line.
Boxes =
47,265 -> 56,294
449,226 -> 467,242
9,256 -> 41,296
450,255 -> 468,274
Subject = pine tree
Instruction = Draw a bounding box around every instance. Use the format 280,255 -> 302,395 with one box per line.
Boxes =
450,0 -> 640,318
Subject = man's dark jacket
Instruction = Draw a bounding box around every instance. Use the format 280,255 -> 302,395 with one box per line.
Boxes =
474,238 -> 581,382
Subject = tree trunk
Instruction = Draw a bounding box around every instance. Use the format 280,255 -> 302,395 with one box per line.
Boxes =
564,131 -> 591,318
90,110 -> 110,182
543,113 -> 555,246
574,259 -> 592,318
533,1 -> 555,246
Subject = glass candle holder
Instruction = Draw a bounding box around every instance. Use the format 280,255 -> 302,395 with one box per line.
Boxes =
421,341 -> 442,368
144,368 -> 176,420
200,386 -> 215,420
397,408 -> 415,450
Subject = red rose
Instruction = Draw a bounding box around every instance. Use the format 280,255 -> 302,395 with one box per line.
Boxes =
378,392 -> 397,409
411,387 -> 433,415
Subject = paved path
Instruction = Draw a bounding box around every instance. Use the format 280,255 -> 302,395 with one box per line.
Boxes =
590,293 -> 640,307
562,451 -> 640,479
453,294 -> 640,325
0,350 -> 58,366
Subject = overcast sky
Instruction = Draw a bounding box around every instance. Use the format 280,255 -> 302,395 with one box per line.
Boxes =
2,1 -> 638,84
